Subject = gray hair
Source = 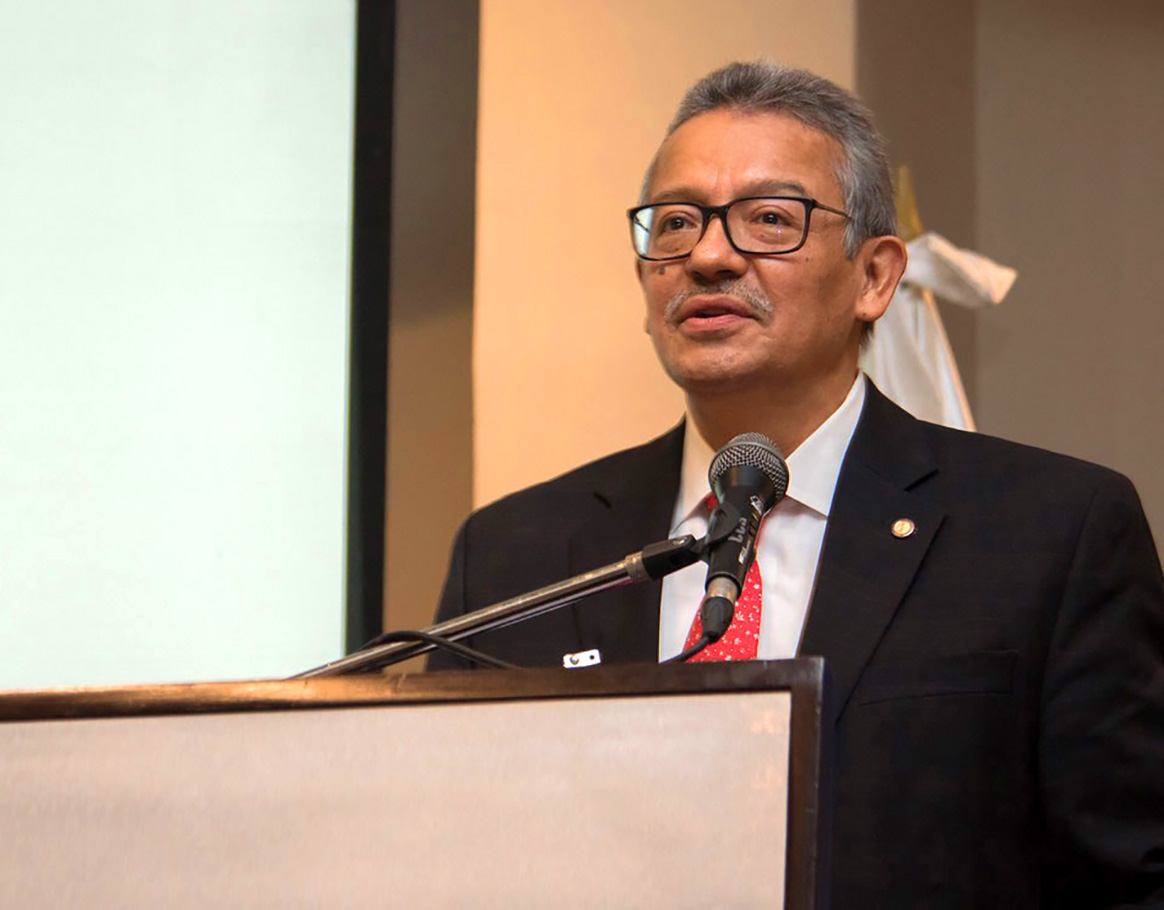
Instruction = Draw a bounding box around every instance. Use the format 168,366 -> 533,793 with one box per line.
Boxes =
643,61 -> 896,258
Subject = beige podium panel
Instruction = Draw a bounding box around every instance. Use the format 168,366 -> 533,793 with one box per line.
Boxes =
0,661 -> 829,908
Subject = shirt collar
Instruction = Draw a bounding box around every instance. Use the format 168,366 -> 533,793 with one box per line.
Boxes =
787,373 -> 865,516
671,373 -> 866,530
672,415 -> 718,531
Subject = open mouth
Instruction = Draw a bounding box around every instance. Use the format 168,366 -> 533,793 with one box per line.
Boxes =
675,296 -> 754,328
687,305 -> 739,319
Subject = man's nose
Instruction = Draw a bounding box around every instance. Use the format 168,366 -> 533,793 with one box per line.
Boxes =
685,214 -> 747,280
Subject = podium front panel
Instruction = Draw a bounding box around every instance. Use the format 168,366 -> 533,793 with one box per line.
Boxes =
0,660 -> 827,908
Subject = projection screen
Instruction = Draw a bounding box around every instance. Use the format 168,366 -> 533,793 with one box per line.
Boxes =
0,0 -> 357,688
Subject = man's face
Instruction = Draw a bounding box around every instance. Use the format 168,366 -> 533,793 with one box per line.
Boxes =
639,109 -> 877,399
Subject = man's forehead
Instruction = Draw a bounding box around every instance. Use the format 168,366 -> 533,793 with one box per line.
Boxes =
651,178 -> 813,204
644,109 -> 844,204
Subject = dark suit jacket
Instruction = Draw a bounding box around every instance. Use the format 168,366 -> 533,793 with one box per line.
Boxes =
431,384 -> 1164,908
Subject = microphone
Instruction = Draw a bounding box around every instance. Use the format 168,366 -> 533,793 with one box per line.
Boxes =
699,432 -> 789,644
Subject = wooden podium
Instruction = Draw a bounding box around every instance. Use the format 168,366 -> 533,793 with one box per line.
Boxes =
0,660 -> 830,908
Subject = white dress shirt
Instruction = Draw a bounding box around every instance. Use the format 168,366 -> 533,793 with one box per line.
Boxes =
658,374 -> 867,661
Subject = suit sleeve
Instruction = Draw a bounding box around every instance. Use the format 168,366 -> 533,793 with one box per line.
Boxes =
1039,471 -> 1164,905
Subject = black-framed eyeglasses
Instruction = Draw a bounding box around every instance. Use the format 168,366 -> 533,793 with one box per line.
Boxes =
627,195 -> 849,260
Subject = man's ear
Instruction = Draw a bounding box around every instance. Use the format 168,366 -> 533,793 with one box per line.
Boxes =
854,235 -> 908,323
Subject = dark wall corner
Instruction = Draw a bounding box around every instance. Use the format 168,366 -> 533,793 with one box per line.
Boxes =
856,0 -> 979,410
384,0 -> 479,647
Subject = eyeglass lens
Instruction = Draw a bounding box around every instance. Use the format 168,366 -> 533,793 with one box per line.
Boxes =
632,198 -> 810,258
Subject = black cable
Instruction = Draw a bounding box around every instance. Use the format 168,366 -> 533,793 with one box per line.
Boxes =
663,635 -> 714,664
354,630 -> 518,671
663,594 -> 734,664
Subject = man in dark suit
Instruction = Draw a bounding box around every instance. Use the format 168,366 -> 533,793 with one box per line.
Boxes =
429,62 -> 1164,906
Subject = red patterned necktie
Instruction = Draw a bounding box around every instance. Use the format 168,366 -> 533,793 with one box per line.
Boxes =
683,494 -> 764,661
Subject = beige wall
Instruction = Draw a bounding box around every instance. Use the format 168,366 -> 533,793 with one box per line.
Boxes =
473,0 -> 856,508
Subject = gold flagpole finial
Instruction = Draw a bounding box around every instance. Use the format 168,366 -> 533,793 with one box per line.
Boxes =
895,165 -> 924,243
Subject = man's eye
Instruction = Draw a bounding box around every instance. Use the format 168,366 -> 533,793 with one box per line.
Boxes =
757,210 -> 790,225
659,214 -> 697,233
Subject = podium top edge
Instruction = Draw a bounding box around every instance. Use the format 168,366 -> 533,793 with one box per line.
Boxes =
0,658 -> 825,723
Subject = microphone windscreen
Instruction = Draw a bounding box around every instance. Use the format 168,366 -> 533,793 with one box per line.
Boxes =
709,432 -> 789,502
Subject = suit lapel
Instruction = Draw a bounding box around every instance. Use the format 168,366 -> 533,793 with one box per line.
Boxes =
568,424 -> 685,663
800,385 -> 945,723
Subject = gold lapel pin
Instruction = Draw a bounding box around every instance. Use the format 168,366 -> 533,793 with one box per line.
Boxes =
891,518 -> 917,539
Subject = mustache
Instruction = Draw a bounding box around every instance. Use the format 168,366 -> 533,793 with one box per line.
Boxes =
663,280 -> 773,324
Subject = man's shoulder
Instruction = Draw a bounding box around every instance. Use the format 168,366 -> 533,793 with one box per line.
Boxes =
903,416 -> 1150,540
921,418 -> 1132,494
864,383 -> 1132,496
467,422 -> 685,525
